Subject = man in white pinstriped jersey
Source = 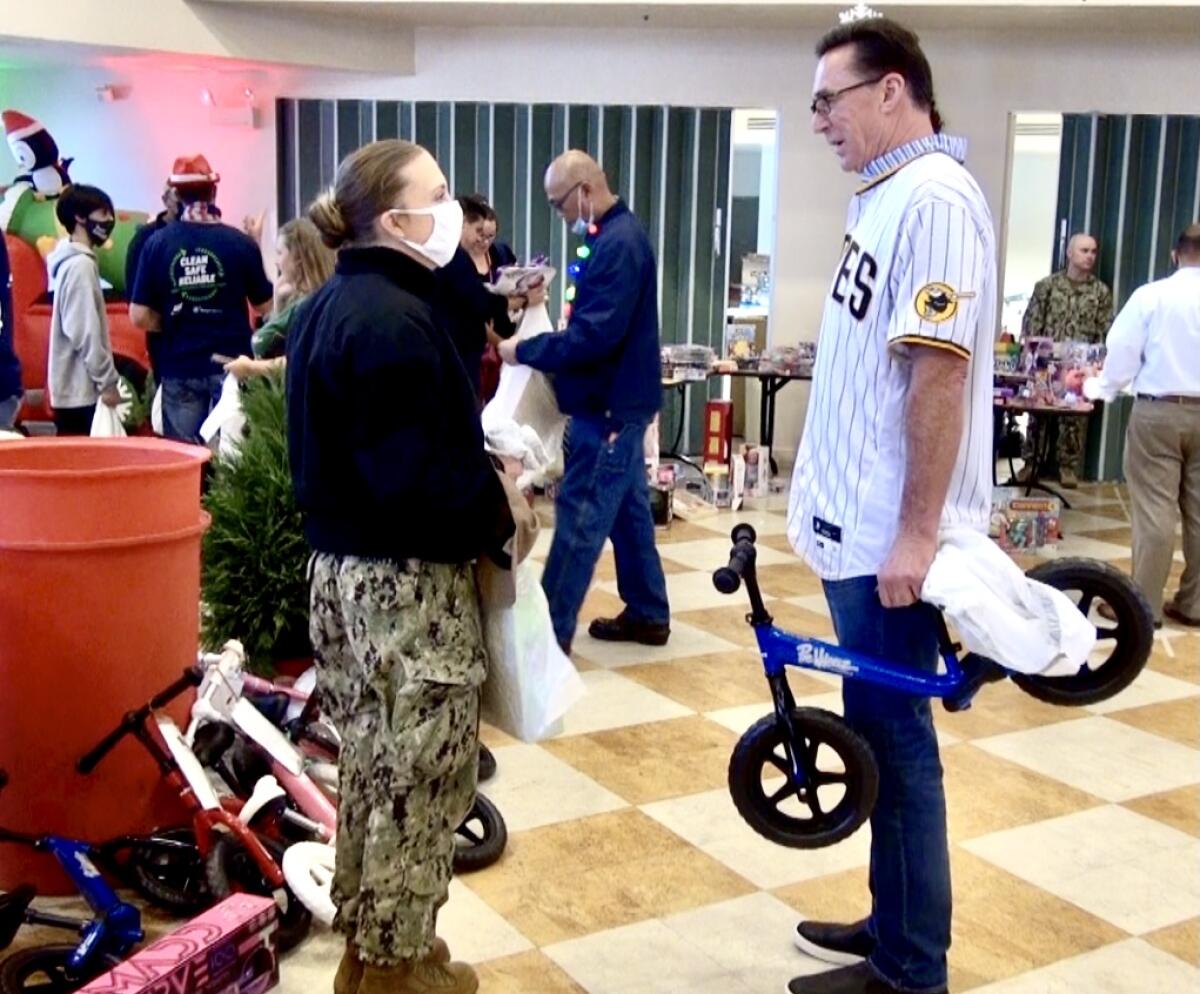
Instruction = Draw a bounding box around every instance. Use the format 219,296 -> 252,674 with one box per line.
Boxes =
784,15 -> 996,994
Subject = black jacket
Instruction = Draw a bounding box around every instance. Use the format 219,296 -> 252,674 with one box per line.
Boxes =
434,246 -> 517,398
286,246 -> 512,564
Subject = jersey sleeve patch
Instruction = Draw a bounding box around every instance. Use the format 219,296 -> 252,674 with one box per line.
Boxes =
914,282 -> 975,324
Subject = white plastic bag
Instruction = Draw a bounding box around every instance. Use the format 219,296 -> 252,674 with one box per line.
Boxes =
922,528 -> 1096,677
90,403 -> 127,437
482,304 -> 566,470
199,373 -> 246,460
482,561 -> 585,742
485,419 -> 553,491
150,384 -> 163,435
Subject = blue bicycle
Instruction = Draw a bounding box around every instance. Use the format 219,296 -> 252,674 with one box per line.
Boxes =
0,769 -> 189,993
712,525 -> 1154,850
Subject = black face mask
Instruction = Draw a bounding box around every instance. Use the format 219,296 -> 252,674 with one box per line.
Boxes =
83,218 -> 115,246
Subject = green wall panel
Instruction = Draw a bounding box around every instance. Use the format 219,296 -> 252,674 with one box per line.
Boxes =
277,96 -> 736,455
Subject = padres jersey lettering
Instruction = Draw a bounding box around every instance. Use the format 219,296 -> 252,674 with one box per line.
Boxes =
831,238 -> 879,320
787,135 -> 997,580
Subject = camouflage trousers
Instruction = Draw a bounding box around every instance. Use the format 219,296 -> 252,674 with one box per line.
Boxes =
1022,413 -> 1088,475
308,553 -> 486,966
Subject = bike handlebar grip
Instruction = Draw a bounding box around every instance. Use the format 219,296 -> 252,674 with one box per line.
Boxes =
730,523 -> 757,546
148,665 -> 203,710
712,539 -> 757,594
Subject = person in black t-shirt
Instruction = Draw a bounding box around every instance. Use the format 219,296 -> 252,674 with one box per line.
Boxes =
129,155 -> 272,443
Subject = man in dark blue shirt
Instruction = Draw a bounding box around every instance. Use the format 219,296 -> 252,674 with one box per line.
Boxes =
130,155 -> 272,443
500,150 -> 670,652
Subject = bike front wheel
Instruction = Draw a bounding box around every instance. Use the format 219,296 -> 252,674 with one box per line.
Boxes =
205,834 -> 311,953
728,707 -> 878,849
0,945 -> 121,994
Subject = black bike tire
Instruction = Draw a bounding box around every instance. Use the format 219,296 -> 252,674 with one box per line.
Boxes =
452,793 -> 507,873
205,835 -> 311,953
477,743 -> 497,783
728,708 -> 878,850
0,945 -> 122,994
127,828 -> 212,915
1013,558 -> 1154,707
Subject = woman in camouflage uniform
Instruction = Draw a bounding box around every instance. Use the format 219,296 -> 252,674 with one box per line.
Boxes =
287,140 -> 514,994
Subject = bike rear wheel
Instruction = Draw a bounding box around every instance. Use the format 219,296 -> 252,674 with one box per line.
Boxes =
127,828 -> 212,915
453,794 -> 507,872
1013,558 -> 1154,706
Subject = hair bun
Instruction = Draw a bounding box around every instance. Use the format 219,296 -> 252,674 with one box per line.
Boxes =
309,189 -> 352,248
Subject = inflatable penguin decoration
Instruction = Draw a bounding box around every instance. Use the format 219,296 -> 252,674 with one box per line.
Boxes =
3,110 -> 72,197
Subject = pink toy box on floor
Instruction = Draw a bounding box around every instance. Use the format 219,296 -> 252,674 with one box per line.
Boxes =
78,895 -> 278,994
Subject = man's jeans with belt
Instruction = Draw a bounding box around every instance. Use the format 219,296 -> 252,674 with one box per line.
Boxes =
541,415 -> 670,651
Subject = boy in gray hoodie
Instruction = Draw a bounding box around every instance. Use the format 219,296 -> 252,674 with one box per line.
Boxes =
48,184 -> 121,435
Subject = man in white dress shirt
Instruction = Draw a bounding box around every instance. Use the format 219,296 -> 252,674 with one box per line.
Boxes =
1067,223 -> 1200,627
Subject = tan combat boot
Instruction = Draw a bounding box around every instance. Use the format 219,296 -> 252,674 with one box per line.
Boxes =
334,942 -> 363,994
358,959 -> 478,994
1059,467 -> 1079,489
336,940 -> 449,994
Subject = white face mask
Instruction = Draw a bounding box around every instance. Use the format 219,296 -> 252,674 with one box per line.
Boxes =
389,199 -> 464,268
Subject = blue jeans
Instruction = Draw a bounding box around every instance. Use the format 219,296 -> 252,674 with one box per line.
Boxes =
161,374 -> 224,444
823,576 -> 950,994
0,394 -> 21,430
542,416 -> 670,649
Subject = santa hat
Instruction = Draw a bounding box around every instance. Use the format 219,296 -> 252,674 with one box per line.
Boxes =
3,110 -> 42,143
168,154 -> 220,187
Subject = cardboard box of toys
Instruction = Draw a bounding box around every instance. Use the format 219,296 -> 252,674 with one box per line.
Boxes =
79,895 -> 278,994
990,488 -> 1061,551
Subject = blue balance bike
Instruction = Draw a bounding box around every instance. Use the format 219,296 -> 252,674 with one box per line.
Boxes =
712,525 -> 1155,849
0,768 -> 179,993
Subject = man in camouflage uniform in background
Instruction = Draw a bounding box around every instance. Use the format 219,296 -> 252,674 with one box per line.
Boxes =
1021,232 -> 1113,487
309,554 -> 485,994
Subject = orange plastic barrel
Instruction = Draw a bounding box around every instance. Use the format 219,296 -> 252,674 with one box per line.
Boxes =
0,438 -> 210,893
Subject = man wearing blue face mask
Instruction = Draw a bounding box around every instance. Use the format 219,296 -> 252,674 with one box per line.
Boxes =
499,150 -> 670,654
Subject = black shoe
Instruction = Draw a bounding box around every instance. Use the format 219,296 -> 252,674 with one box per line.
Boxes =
943,653 -> 1007,713
786,961 -> 946,994
794,918 -> 874,966
1164,603 -> 1200,628
477,743 -> 497,782
587,611 -> 670,646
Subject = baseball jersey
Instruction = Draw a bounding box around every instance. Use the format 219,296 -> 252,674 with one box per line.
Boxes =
787,134 -> 997,580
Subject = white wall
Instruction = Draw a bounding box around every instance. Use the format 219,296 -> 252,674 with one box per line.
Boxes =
1000,119 -> 1063,335
3,21 -> 1198,458
0,65 -> 285,269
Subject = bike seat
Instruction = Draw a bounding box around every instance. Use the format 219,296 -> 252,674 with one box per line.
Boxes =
192,721 -> 236,767
0,884 -> 37,950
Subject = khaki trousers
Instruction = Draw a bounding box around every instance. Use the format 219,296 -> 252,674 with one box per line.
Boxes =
1124,400 -> 1200,621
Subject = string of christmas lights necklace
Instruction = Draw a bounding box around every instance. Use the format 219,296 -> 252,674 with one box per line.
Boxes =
562,218 -> 600,322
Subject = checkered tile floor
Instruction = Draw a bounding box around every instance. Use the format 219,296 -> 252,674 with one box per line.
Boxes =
13,481 -> 1197,992
284,479 -> 1199,993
